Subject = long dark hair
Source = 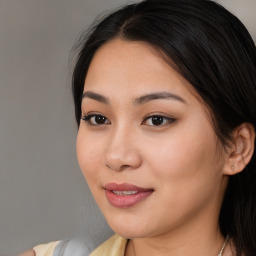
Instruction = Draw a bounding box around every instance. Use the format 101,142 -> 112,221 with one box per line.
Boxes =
72,0 -> 256,255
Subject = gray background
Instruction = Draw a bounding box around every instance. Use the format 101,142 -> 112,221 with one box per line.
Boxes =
0,1 -> 255,255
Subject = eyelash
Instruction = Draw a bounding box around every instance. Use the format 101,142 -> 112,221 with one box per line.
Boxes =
81,114 -> 110,126
143,115 -> 175,126
81,114 -> 175,127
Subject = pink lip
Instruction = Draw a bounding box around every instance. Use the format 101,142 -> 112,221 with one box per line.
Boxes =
104,182 -> 154,208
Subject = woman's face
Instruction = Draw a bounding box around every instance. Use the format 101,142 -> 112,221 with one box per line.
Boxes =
77,39 -> 228,239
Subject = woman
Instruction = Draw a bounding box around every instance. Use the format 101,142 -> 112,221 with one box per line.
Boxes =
21,0 -> 256,255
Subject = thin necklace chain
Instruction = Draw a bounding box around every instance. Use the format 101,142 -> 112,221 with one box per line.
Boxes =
218,235 -> 229,256
131,235 -> 229,256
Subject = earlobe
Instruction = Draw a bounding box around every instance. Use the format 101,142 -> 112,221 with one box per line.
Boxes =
223,123 -> 255,176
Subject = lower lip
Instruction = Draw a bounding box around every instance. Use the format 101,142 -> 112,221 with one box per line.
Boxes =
105,190 -> 153,208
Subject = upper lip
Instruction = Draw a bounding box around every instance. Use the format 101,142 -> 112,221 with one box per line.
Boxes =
104,182 -> 154,192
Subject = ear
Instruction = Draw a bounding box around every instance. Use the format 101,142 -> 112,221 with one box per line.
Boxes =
223,123 -> 255,175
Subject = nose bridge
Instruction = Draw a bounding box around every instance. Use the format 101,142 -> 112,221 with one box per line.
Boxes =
104,123 -> 141,171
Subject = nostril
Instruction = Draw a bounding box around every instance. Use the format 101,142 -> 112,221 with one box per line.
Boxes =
105,163 -> 131,172
105,164 -> 111,169
120,164 -> 132,171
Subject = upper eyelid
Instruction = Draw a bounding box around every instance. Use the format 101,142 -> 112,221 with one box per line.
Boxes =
143,115 -> 175,122
82,112 -> 174,119
81,111 -> 105,117
142,112 -> 175,119
81,113 -> 108,119
144,115 -> 174,120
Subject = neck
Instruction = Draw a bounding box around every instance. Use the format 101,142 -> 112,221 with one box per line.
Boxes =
127,234 -> 227,256
125,217 -> 226,256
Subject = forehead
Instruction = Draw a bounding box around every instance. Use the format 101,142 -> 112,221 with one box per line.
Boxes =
84,39 -> 200,104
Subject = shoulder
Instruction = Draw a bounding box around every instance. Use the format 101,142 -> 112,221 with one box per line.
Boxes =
90,234 -> 127,256
53,238 -> 94,256
31,238 -> 96,256
19,235 -> 121,256
33,241 -> 60,256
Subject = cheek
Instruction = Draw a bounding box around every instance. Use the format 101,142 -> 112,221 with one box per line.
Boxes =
140,126 -> 223,229
145,127 -> 216,173
76,129 -> 102,184
144,119 -> 221,196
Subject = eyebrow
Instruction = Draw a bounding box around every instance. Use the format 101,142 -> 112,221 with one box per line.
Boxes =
134,92 -> 186,104
82,91 -> 110,104
82,91 -> 186,105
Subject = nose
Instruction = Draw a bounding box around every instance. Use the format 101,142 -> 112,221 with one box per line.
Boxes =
104,127 -> 142,172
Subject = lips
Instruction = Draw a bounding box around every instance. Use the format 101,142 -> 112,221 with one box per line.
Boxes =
104,182 -> 154,208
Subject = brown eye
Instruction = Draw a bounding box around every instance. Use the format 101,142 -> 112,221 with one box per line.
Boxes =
82,114 -> 110,125
94,115 -> 107,124
151,116 -> 164,126
143,115 -> 175,126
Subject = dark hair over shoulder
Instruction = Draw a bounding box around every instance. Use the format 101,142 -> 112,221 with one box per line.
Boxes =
72,0 -> 256,255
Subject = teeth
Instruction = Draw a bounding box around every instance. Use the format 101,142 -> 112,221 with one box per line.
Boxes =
112,190 -> 138,195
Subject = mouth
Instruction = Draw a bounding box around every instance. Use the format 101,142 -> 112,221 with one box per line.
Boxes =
112,190 -> 138,195
104,182 -> 154,208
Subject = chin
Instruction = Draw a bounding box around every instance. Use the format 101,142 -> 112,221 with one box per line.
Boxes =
104,214 -> 153,239
111,226 -> 147,239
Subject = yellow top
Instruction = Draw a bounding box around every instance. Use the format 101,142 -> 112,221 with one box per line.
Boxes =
32,234 -> 127,256
33,241 -> 60,256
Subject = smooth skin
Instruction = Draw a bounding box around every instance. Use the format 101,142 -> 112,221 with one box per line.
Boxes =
21,39 -> 254,256
77,39 -> 254,256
